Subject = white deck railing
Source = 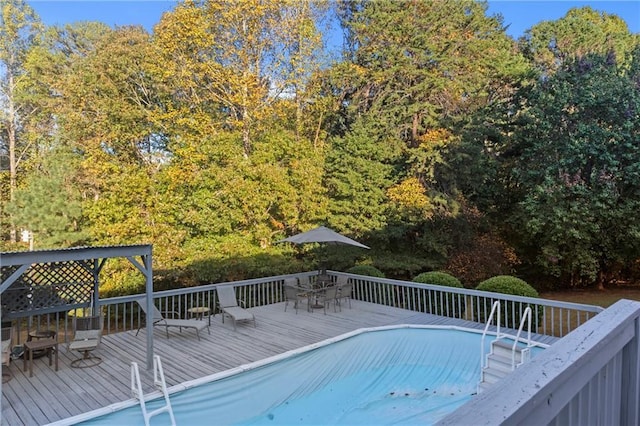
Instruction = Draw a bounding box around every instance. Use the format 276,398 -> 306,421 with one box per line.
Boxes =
13,271 -> 638,425
16,271 -> 603,344
439,298 -> 640,426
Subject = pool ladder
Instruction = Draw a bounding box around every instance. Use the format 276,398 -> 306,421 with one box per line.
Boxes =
131,355 -> 176,426
478,301 -> 533,393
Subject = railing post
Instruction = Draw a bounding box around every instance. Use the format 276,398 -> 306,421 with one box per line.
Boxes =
621,315 -> 640,425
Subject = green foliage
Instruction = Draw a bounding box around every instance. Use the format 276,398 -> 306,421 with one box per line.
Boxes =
412,271 -> 463,317
1,1 -> 639,294
325,118 -> 400,236
99,266 -> 146,298
476,276 -> 539,297
370,250 -> 439,280
476,275 -> 541,327
6,148 -> 88,248
504,52 -> 640,287
520,6 -> 637,74
413,271 -> 462,288
346,264 -> 385,278
184,235 -> 307,284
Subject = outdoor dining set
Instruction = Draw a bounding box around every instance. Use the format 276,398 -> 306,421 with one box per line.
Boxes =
283,273 -> 353,314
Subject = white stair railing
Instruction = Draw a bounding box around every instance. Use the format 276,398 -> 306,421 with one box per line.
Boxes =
511,306 -> 533,370
480,301 -> 501,370
131,355 -> 176,426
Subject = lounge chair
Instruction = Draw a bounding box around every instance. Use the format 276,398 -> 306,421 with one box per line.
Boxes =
136,299 -> 210,340
284,278 -> 307,314
68,315 -> 103,368
217,286 -> 256,330
1,326 -> 12,382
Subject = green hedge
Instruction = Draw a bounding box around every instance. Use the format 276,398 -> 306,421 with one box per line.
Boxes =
413,271 -> 463,317
413,271 -> 463,288
346,265 -> 385,278
475,275 -> 541,328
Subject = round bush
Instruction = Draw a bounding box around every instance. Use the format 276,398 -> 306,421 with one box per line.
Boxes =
413,271 -> 463,288
413,271 -> 463,317
475,275 -> 541,327
346,265 -> 385,278
476,275 -> 539,297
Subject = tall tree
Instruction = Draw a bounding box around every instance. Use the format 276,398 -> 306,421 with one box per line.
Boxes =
504,51 -> 640,288
327,0 -> 529,254
0,0 -> 42,243
6,147 -> 87,247
520,6 -> 638,75
152,0 -> 331,258
154,0 -> 328,157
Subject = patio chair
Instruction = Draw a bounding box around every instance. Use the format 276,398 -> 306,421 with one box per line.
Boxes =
217,286 -> 256,330
1,326 -> 12,382
284,278 -> 307,314
314,285 -> 339,315
336,276 -> 353,310
68,315 -> 103,368
136,299 -> 210,340
298,276 -> 313,289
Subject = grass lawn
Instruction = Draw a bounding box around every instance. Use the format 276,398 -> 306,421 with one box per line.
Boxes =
540,287 -> 640,308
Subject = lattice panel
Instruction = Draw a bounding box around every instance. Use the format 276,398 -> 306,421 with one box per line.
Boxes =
2,260 -> 94,318
1,265 -> 21,284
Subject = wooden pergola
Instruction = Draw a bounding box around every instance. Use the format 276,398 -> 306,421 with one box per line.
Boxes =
0,245 -> 155,367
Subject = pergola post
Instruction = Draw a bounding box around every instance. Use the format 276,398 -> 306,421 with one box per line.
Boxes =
144,251 -> 154,370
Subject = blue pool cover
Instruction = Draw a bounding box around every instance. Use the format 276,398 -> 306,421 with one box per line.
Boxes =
76,327 -> 542,425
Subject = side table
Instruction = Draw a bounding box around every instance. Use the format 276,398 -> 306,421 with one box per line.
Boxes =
27,330 -> 57,359
24,338 -> 58,377
187,307 -> 211,326
28,330 -> 56,341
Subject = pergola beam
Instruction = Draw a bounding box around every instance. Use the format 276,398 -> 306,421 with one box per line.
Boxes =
0,244 -> 151,266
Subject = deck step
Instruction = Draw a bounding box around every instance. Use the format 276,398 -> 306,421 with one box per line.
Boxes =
479,339 -> 531,392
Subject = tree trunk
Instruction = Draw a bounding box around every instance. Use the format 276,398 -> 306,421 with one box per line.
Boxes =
7,69 -> 17,243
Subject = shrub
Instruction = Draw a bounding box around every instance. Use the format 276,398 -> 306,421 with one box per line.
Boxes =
475,275 -> 542,328
413,271 -> 463,288
413,271 -> 464,317
346,265 -> 385,278
476,275 -> 539,297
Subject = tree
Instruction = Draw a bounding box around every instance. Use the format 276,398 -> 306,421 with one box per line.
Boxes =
325,117 -> 400,236
151,0 -> 331,266
520,6 -> 638,75
504,51 -> 640,288
154,0 -> 328,157
6,147 -> 87,247
0,0 -> 42,242
338,0 -> 528,146
326,0 -> 529,258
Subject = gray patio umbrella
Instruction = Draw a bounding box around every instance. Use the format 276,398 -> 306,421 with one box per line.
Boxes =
277,226 -> 369,249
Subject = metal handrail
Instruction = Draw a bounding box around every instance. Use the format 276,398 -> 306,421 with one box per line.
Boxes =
481,301 -> 501,369
511,306 -> 533,370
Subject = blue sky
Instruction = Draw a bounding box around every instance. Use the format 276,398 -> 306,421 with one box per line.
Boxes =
28,0 -> 640,39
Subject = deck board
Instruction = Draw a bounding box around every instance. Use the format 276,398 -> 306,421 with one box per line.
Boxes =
1,300 -> 558,425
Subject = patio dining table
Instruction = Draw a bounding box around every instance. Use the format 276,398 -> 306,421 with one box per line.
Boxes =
297,280 -> 335,311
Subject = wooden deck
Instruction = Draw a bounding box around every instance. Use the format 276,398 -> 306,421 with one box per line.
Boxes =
1,300 -> 557,426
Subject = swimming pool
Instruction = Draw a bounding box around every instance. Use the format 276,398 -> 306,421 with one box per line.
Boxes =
62,326 -> 545,425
